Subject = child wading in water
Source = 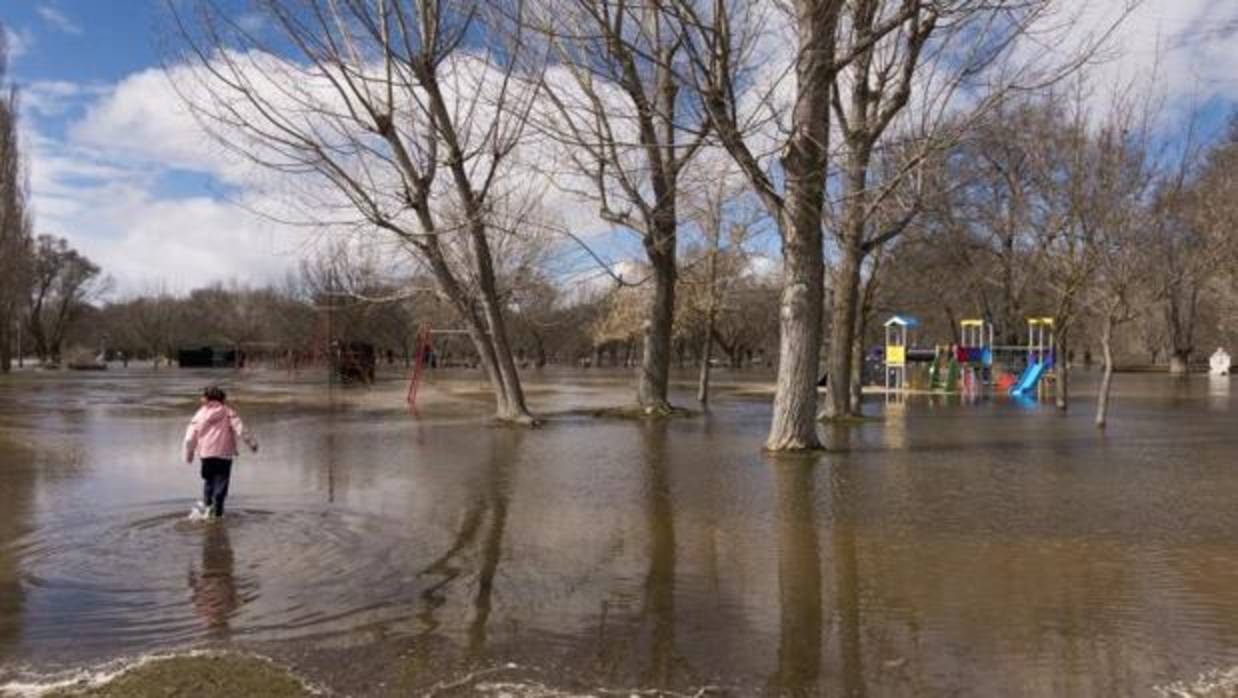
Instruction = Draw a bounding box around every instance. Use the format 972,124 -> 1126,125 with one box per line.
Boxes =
184,386 -> 258,518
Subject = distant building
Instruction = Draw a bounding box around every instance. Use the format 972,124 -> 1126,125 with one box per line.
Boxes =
178,346 -> 241,368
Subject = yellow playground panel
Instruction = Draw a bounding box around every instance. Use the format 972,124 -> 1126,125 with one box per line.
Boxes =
884,315 -> 918,390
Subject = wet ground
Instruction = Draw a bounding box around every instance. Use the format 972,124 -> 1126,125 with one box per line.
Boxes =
0,366 -> 1236,696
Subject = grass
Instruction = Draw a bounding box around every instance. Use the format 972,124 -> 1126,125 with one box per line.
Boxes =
44,654 -> 313,698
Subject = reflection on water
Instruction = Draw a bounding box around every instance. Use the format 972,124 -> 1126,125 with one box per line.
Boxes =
188,524 -> 241,638
769,459 -> 821,696
3,369 -> 1238,695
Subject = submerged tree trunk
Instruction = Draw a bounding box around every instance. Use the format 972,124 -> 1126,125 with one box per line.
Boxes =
826,127 -> 871,421
763,2 -> 835,451
825,248 -> 861,420
1095,314 -> 1115,429
698,313 -> 716,408
848,302 -> 869,416
768,203 -> 826,450
1168,350 -> 1190,376
638,237 -> 676,413
424,240 -> 533,424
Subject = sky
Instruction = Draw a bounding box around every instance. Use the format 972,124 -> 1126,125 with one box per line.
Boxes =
2,1 -> 1237,298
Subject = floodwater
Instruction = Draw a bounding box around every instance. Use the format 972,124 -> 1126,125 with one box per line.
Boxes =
0,367 -> 1236,696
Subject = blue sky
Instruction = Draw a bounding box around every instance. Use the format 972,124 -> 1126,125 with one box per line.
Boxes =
2,1 -> 1237,297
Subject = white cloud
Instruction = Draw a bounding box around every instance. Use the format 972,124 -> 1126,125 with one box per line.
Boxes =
70,66 -> 241,181
36,5 -> 83,35
1016,1 -> 1238,119
26,132 -> 304,294
21,80 -> 108,118
24,1 -> 1237,297
3,26 -> 33,60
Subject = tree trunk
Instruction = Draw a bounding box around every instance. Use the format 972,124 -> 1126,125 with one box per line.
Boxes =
825,243 -> 863,420
470,251 -> 532,422
1168,350 -> 1190,376
849,331 -> 864,416
424,239 -> 533,424
698,309 -> 716,407
638,247 -> 676,413
27,317 -> 47,363
767,204 -> 825,450
764,0 -> 835,451
0,322 -> 10,372
1095,313 -> 1114,429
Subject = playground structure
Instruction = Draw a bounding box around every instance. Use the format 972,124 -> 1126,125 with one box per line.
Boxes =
883,315 -> 917,392
883,314 -> 1055,398
1008,317 -> 1055,397
405,323 -> 470,412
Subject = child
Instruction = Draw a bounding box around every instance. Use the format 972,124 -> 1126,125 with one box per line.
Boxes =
184,386 -> 258,518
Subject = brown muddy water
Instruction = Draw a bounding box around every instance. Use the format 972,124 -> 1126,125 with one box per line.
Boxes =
0,367 -> 1236,697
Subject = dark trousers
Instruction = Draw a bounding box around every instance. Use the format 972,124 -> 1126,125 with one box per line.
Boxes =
200,457 -> 233,516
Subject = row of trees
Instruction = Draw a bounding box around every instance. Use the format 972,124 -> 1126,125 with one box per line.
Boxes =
0,258 -> 783,379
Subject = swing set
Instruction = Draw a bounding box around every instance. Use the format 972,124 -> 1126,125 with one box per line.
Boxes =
405,323 -> 470,412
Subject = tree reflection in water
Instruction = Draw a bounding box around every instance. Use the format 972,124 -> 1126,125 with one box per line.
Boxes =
416,429 -> 519,656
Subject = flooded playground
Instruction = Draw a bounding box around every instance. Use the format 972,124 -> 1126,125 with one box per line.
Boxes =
1,368 -> 1237,696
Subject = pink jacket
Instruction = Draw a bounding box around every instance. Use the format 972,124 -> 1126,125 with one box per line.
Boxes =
184,401 -> 258,462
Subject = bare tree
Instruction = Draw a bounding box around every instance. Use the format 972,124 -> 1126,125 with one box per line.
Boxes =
170,0 -> 542,422
527,0 -> 709,413
1075,91 -> 1158,428
123,289 -> 181,367
26,235 -> 105,364
668,0 -> 842,450
677,175 -> 764,406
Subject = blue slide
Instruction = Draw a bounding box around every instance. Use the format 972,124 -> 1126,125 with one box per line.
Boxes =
1010,359 -> 1049,396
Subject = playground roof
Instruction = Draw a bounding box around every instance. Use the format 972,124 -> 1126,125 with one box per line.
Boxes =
884,315 -> 920,328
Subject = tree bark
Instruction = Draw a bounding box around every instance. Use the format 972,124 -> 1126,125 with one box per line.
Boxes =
698,311 -> 716,407
764,0 -> 835,451
825,241 -> 863,419
638,260 -> 674,412
1095,313 -> 1114,429
849,330 -> 864,416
